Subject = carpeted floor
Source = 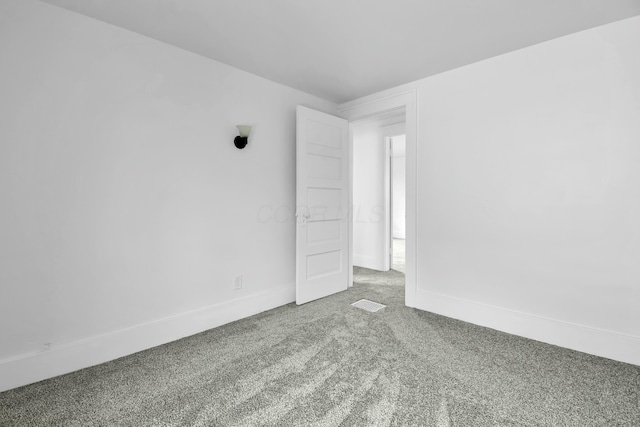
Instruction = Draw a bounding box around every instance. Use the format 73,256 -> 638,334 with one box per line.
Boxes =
1,267 -> 639,426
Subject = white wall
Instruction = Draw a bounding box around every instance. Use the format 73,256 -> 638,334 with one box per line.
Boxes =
352,120 -> 404,271
414,16 -> 640,364
392,136 -> 406,239
0,0 -> 336,391
352,122 -> 386,270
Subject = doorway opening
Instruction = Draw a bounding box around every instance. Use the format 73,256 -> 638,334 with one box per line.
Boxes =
351,109 -> 406,288
340,88 -> 417,307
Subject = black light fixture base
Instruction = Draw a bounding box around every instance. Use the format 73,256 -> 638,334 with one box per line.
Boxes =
234,136 -> 248,149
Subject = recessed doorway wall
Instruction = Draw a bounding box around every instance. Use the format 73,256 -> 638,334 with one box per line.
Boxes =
351,112 -> 405,273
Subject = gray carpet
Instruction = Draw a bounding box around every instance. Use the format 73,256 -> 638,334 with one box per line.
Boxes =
1,267 -> 639,426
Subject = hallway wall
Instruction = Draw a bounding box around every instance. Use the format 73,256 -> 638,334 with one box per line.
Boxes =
353,120 -> 404,271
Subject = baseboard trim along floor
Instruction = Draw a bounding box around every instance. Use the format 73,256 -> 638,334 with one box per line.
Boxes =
415,288 -> 640,366
0,286 -> 295,392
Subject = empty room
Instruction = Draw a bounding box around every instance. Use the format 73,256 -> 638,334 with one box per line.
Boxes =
1,0 -> 639,425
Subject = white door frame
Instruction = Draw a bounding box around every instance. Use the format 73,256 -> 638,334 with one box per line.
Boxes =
339,88 -> 418,308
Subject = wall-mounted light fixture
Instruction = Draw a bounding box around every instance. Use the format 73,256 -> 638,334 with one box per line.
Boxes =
234,125 -> 252,149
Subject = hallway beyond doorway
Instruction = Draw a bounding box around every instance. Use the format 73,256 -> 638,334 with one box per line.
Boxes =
392,238 -> 405,274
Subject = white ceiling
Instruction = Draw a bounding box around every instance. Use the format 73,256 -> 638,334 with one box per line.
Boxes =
40,0 -> 640,103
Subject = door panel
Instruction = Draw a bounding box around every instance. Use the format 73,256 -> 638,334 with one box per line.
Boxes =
306,250 -> 342,279
296,106 -> 349,305
307,220 -> 342,244
307,153 -> 341,180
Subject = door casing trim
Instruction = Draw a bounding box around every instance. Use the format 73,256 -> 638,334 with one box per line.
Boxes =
339,88 -> 418,307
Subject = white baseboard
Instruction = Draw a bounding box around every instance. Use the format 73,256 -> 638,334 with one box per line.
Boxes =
392,231 -> 405,239
353,253 -> 385,271
0,286 -> 295,392
415,288 -> 640,366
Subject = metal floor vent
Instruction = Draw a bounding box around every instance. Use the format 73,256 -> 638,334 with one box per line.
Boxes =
351,299 -> 386,313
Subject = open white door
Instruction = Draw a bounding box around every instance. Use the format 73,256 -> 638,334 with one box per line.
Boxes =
296,106 -> 350,305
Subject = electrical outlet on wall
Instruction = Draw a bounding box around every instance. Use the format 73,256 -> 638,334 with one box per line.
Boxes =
234,275 -> 243,290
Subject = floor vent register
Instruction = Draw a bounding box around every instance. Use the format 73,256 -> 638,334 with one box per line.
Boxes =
351,299 -> 386,313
